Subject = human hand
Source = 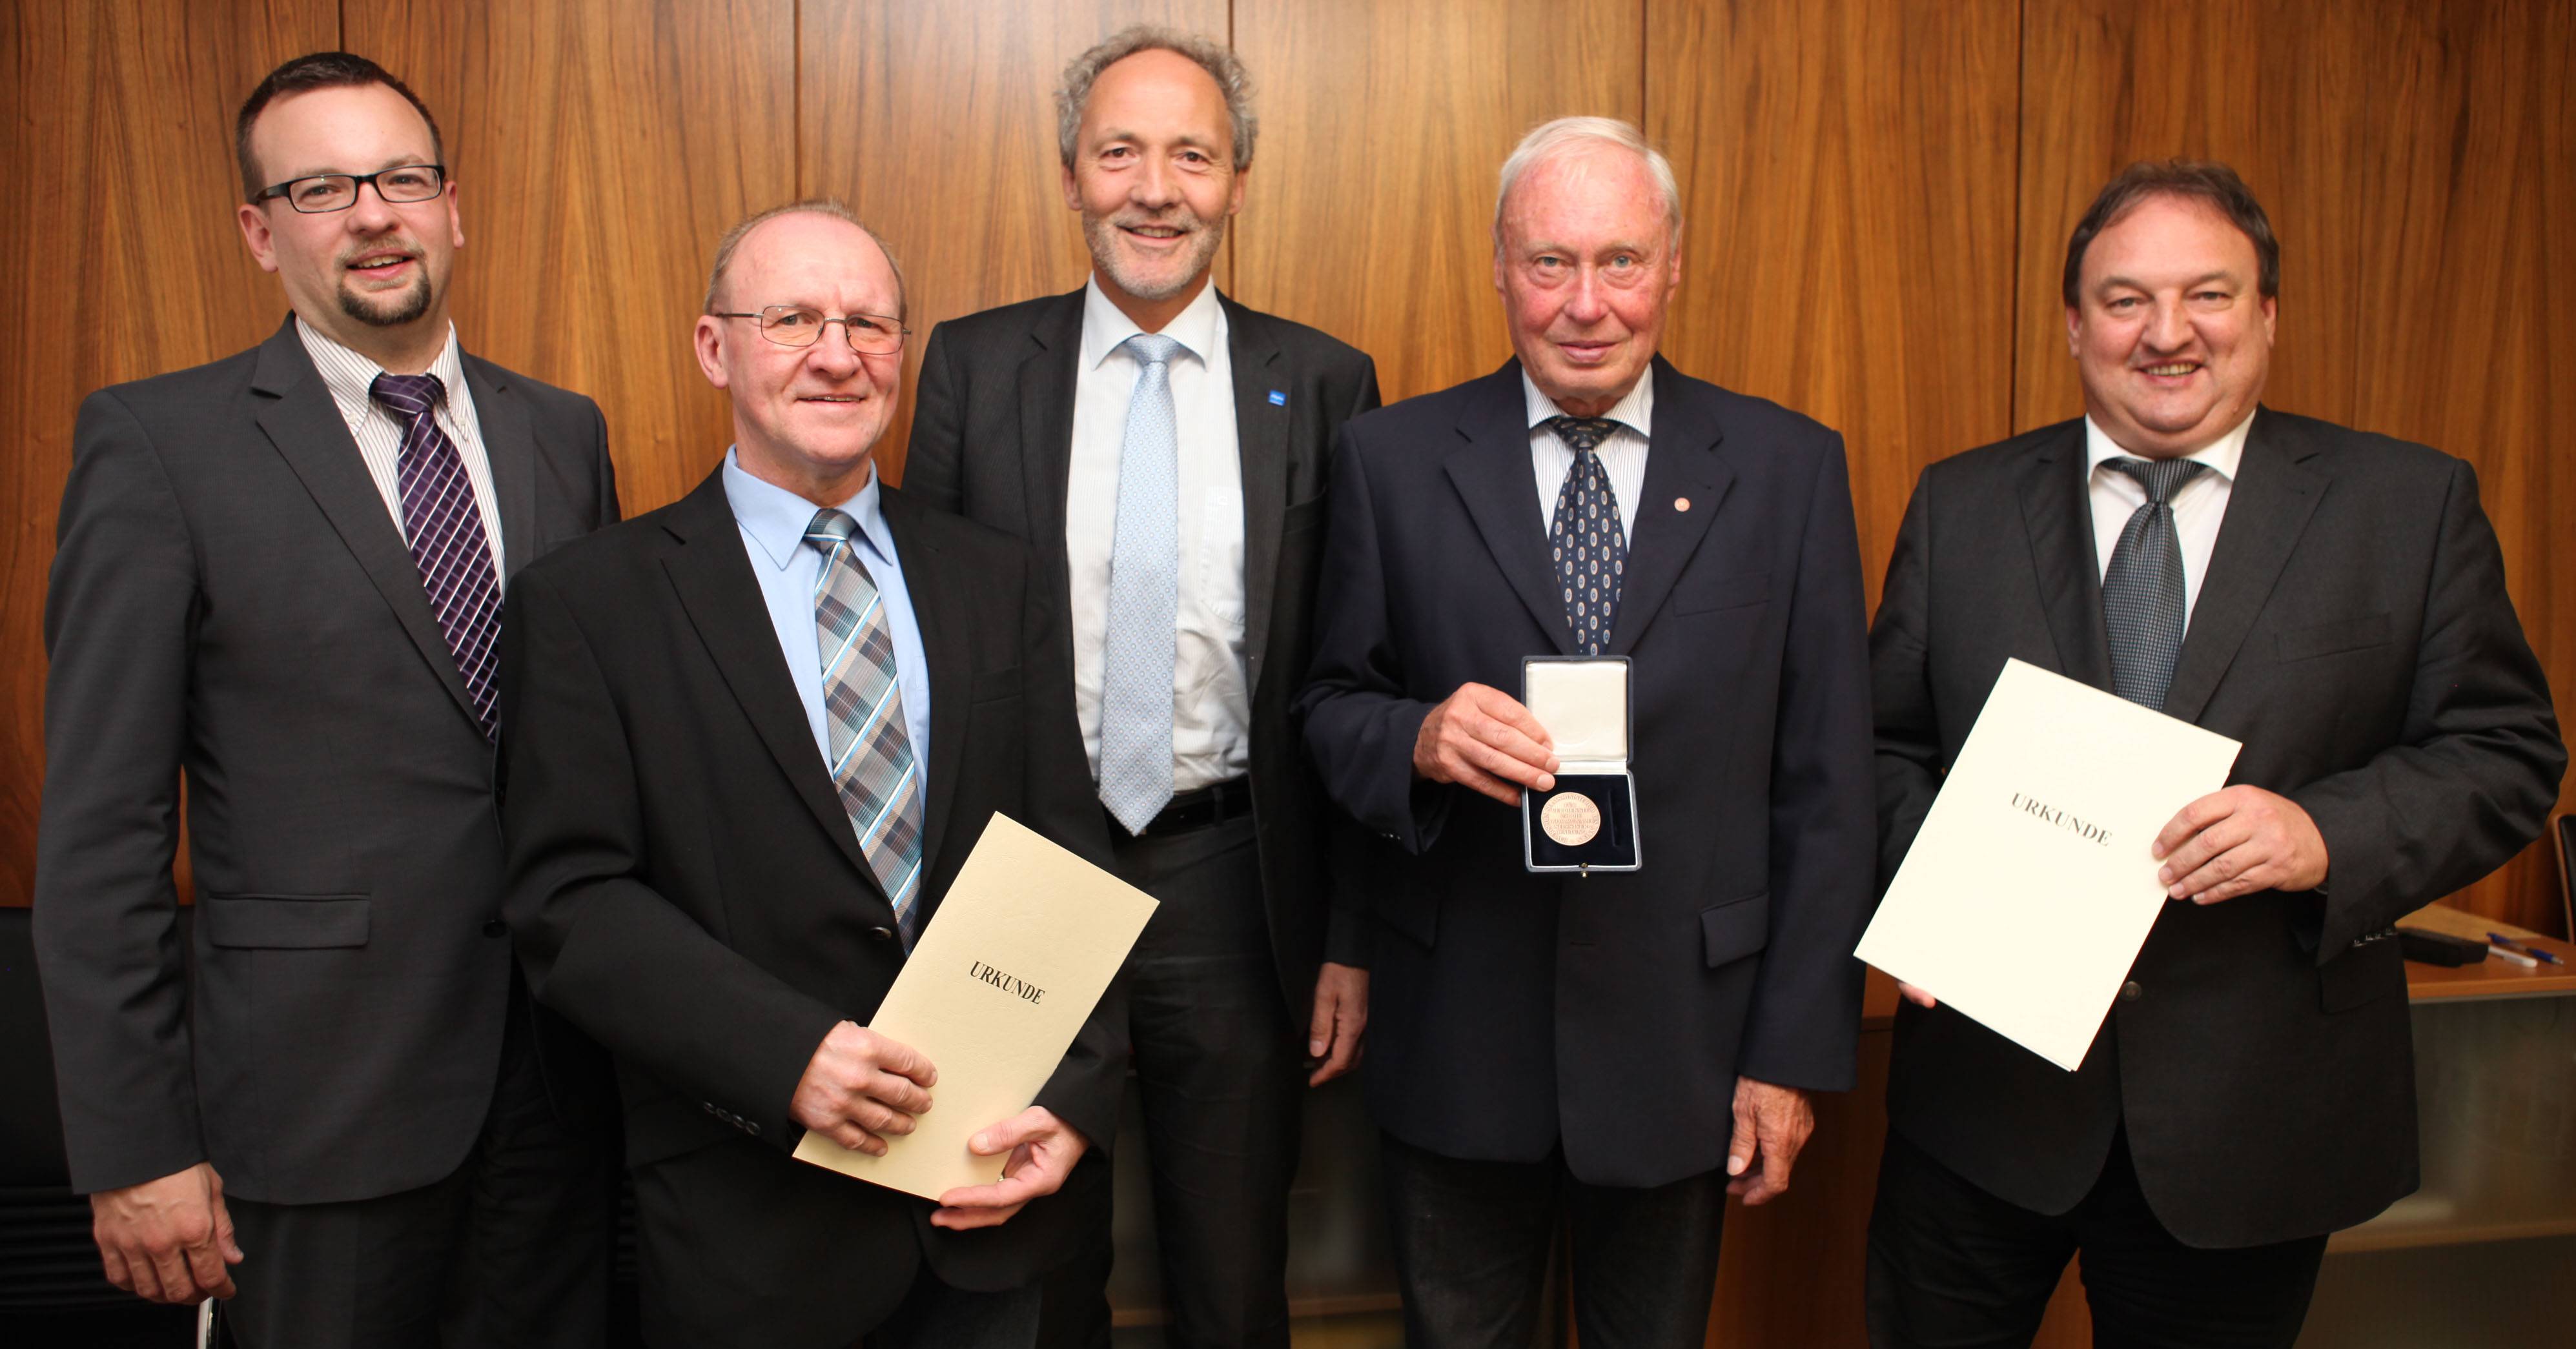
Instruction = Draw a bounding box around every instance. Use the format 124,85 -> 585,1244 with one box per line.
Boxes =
1896,981 -> 1937,1009
90,1161 -> 241,1304
1724,1078 -> 1815,1206
2153,786 -> 2329,904
1412,682 -> 1557,806
930,1107 -> 1089,1230
788,1020 -> 936,1155
1307,962 -> 1369,1086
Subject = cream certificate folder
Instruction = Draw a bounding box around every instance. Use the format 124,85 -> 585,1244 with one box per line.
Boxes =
792,813 -> 1156,1199
1855,659 -> 2242,1072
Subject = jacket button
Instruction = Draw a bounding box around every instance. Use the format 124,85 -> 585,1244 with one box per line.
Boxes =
746,1121 -> 761,1137
2120,980 -> 2143,1001
482,919 -> 508,938
866,926 -> 896,942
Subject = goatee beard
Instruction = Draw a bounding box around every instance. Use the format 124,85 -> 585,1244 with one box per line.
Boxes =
340,272 -> 434,328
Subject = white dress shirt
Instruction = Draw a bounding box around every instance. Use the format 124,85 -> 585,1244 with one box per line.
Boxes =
296,318 -> 507,577
2083,409 -> 2254,628
1526,368 -> 1654,549
1065,277 -> 1251,793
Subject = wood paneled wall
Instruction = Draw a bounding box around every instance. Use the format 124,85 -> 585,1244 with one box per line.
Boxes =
6,2 -> 2566,931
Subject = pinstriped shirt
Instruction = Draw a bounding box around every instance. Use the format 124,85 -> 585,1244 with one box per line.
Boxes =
295,317 -> 508,578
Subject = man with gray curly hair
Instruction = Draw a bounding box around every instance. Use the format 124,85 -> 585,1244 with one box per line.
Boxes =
907,24 -> 1380,1349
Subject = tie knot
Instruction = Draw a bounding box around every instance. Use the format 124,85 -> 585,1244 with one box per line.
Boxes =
1546,416 -> 1622,456
1125,332 -> 1183,368
369,371 -> 445,420
803,507 -> 859,549
2105,455 -> 2210,505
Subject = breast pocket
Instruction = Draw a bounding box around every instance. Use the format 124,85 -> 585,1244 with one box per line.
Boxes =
1673,571 -> 1772,617
2276,613 -> 2391,663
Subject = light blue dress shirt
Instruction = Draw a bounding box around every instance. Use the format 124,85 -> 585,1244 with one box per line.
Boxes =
721,449 -> 933,789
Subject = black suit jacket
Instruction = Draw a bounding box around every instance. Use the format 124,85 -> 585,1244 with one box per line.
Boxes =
34,318 -> 618,1203
498,469 -> 1122,1344
904,287 -> 1381,1011
1294,359 -> 1877,1188
1871,410 -> 2565,1246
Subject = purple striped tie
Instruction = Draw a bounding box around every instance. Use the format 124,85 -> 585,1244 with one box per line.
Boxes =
371,372 -> 503,739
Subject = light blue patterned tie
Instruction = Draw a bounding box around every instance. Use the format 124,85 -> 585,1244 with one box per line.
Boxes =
806,509 -> 926,946
1099,332 -> 1183,835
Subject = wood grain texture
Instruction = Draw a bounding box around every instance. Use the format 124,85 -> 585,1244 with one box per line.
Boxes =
1648,0 -> 2019,613
345,0 -> 797,516
2016,0 -> 2575,935
1230,0 -> 1644,405
802,0 -> 1224,484
0,0 -> 339,907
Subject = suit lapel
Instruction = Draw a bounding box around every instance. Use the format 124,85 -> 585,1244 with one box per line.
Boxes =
1608,361 -> 1733,654
1018,292 -> 1085,623
1224,294 -> 1292,691
462,355 -> 540,582
881,489 -> 970,874
2018,422 -> 2112,689
2162,410 -> 2322,723
657,473 -> 877,888
1445,362 -> 1573,653
249,321 -> 483,730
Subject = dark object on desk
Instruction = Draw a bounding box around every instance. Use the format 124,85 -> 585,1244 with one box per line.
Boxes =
2399,928 -> 2489,968
2552,813 -> 2573,938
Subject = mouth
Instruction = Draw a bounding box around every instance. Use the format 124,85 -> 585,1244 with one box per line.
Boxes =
1555,340 -> 1619,365
1118,221 -> 1192,248
343,249 -> 418,281
2136,360 -> 2202,380
799,394 -> 868,407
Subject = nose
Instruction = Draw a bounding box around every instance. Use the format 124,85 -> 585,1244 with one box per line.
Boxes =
2144,296 -> 2191,351
1132,156 -> 1179,210
346,179 -> 401,232
804,324 -> 865,378
1564,266 -> 1611,325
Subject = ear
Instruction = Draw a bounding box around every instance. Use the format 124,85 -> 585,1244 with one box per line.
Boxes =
693,316 -> 730,389
238,201 -> 281,274
2065,303 -> 2083,358
444,180 -> 465,250
1492,239 -> 1508,296
1226,163 -> 1248,219
1060,161 -> 1083,213
2258,292 -> 2277,345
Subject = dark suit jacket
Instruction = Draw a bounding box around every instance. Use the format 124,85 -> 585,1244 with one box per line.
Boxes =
498,469 -> 1123,1344
1870,410 -> 2566,1247
904,287 -> 1381,1013
1294,358 -> 1877,1189
34,318 -> 618,1204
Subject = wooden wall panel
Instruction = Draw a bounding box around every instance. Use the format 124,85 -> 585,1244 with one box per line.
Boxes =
345,0 -> 797,516
803,0 -> 1225,485
0,0 -> 338,906
1231,0 -> 1644,405
1648,0 -> 2019,613
2018,0 -> 2575,934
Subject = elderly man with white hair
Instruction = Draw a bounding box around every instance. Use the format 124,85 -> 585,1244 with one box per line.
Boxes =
1295,116 -> 1876,1346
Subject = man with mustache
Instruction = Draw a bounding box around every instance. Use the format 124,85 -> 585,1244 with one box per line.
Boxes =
906,25 -> 1380,1349
1866,161 -> 2563,1347
33,51 -> 620,1347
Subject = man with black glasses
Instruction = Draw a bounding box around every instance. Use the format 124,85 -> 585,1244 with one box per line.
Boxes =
34,51 -> 620,1347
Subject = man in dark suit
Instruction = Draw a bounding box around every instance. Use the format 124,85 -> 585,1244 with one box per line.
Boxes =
903,26 -> 1378,1347
33,52 -> 620,1347
1866,161 -> 2565,1348
500,201 -> 1123,1348
1295,116 -> 1876,1348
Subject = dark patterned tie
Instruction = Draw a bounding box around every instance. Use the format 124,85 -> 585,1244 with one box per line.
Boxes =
806,509 -> 926,946
1545,416 -> 1629,655
371,372 -> 504,738
2100,456 -> 2211,709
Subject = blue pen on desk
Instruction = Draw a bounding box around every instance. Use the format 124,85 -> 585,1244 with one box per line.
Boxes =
2488,932 -> 2564,966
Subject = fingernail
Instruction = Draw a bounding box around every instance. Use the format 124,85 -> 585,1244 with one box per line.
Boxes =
1728,1157 -> 1746,1176
1309,1039 -> 1326,1056
971,1133 -> 989,1151
2156,866 -> 2173,884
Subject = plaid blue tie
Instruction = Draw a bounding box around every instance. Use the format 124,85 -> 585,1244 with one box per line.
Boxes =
806,509 -> 926,946
1099,332 -> 1183,835
2100,456 -> 2210,710
370,372 -> 503,738
1545,416 -> 1629,656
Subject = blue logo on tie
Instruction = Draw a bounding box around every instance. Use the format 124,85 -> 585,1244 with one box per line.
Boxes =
1267,390 -> 1286,406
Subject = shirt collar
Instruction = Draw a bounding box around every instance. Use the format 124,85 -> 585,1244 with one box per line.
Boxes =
722,447 -> 886,572
1078,273 -> 1223,372
2083,407 -> 2254,485
1522,365 -> 1655,441
296,315 -> 468,416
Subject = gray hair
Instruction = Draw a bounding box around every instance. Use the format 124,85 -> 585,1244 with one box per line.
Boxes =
1056,26 -> 1256,173
702,198 -> 906,318
1493,116 -> 1683,241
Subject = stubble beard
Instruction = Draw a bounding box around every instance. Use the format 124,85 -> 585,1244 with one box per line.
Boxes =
1086,210 -> 1227,304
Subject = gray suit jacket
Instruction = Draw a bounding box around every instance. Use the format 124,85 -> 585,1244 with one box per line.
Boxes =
34,317 -> 618,1204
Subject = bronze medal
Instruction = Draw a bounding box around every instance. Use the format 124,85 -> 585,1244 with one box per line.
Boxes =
1540,791 -> 1602,847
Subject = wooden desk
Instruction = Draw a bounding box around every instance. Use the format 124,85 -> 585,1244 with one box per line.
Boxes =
2396,903 -> 2576,1000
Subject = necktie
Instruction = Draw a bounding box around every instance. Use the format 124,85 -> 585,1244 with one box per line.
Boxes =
370,372 -> 504,739
1099,332 -> 1183,835
807,509 -> 927,946
1545,416 -> 1629,656
2100,456 -> 2211,709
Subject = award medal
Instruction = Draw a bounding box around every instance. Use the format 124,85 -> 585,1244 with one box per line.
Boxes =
1539,791 -> 1601,847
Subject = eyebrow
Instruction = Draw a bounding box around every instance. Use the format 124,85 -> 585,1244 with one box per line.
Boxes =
274,154 -> 435,181
1092,127 -> 1223,152
2094,269 -> 2239,294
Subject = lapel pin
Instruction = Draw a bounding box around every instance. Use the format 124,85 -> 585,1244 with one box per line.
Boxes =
1674,496 -> 1692,512
1267,389 -> 1287,406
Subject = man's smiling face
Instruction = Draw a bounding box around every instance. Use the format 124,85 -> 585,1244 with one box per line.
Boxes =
236,82 -> 464,345
1061,48 -> 1243,314
2067,192 -> 2277,458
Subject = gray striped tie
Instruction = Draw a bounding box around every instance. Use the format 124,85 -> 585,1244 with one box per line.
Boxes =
2100,456 -> 2210,709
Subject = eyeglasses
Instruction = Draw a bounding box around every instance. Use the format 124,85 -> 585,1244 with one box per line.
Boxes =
254,165 -> 448,213
710,305 -> 910,354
